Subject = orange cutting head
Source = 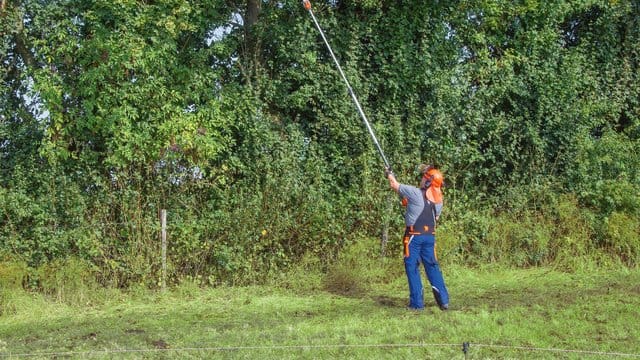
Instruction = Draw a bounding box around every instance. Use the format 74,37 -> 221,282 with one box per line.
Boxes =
303,0 -> 311,10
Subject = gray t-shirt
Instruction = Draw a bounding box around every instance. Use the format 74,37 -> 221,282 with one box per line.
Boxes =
398,184 -> 443,226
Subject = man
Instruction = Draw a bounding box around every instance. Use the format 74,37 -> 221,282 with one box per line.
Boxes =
385,164 -> 450,310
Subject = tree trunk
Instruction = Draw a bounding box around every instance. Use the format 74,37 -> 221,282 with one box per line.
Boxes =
246,0 -> 260,28
242,0 -> 262,88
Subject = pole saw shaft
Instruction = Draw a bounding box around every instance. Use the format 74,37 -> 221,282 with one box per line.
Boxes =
302,0 -> 391,170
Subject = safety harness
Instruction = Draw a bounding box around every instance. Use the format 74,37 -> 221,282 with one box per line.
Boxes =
402,188 -> 440,257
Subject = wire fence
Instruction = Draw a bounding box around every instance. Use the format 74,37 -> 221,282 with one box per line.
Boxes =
2,342 -> 639,359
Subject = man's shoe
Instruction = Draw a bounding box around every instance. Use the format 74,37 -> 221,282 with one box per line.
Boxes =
439,303 -> 449,311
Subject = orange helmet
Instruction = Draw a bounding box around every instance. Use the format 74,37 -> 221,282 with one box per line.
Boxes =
424,168 -> 443,188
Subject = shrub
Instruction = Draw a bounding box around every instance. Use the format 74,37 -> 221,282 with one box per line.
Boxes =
446,208 -> 493,266
568,131 -> 640,215
35,257 -> 98,305
485,212 -> 553,267
548,195 -> 598,271
0,260 -> 28,290
604,212 -> 640,267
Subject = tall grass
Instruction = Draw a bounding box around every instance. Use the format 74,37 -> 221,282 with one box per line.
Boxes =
437,193 -> 639,270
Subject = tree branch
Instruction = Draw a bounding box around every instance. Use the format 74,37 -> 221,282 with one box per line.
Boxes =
12,15 -> 37,67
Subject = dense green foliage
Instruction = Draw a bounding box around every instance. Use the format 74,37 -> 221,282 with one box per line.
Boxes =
1,0 -> 639,286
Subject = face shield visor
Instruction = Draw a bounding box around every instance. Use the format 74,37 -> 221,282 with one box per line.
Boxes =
416,164 -> 434,184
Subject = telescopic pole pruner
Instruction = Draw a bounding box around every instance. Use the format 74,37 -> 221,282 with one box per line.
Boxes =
301,0 -> 392,171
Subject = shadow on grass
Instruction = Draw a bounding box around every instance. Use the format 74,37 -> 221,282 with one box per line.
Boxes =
372,295 -> 405,308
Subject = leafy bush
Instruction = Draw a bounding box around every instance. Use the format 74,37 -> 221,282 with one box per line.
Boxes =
568,131 -> 640,215
1,0 -> 638,290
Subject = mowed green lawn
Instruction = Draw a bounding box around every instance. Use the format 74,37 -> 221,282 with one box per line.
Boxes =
1,264 -> 639,359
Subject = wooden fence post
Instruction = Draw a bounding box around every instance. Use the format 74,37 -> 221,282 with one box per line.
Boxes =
161,209 -> 167,291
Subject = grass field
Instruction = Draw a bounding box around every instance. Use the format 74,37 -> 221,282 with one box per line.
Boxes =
1,261 -> 639,359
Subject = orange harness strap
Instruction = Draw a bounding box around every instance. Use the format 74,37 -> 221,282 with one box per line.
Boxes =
403,235 -> 410,258
403,226 -> 421,258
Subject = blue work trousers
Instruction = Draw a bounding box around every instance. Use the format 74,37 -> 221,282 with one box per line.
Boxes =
404,233 -> 449,309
